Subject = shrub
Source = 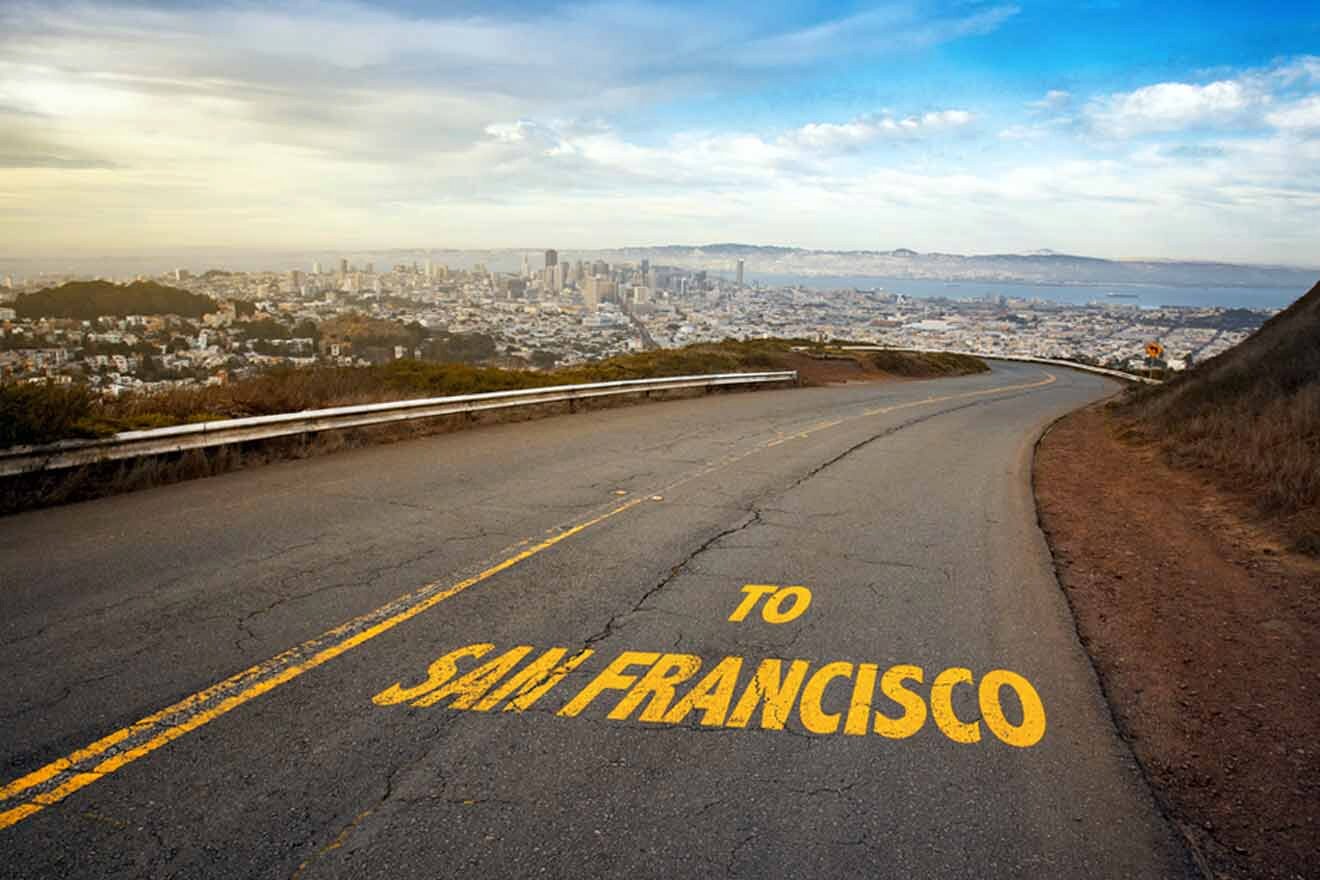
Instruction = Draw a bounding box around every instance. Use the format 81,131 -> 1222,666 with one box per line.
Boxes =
0,382 -> 110,446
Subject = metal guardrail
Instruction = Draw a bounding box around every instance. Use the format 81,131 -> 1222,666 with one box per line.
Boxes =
974,354 -> 1163,384
838,347 -> 1163,385
0,371 -> 798,478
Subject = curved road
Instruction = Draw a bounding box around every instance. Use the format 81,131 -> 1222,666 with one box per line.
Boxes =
0,362 -> 1193,878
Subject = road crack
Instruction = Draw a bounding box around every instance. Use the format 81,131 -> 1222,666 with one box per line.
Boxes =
580,510 -> 763,649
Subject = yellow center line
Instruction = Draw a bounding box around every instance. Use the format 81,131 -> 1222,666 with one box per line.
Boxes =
0,367 -> 1058,831
0,497 -> 644,830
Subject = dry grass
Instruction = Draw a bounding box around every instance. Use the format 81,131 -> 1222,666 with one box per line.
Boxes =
1114,280 -> 1320,553
864,349 -> 990,377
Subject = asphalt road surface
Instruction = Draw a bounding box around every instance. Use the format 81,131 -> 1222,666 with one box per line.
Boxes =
1,362 -> 1195,878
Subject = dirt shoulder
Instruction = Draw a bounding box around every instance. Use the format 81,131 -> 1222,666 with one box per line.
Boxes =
1035,404 -> 1320,880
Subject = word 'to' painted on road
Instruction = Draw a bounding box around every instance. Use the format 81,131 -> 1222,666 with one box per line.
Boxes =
374,643 -> 1047,748
729,584 -> 813,624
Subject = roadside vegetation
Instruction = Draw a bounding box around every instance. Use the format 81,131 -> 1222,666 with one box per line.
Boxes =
863,349 -> 989,377
1113,280 -> 1320,552
1,339 -> 987,449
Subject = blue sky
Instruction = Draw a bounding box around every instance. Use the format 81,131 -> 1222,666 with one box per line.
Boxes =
1,1 -> 1318,263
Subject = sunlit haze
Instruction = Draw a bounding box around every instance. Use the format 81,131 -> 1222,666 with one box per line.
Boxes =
2,1 -> 1318,263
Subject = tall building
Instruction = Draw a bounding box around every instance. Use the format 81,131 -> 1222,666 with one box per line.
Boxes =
312,261 -> 322,275
338,258 -> 349,278
522,254 -> 531,279
583,275 -> 617,310
544,249 -> 558,269
736,259 -> 745,288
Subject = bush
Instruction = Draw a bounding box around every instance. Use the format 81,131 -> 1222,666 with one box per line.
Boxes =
0,383 -> 110,446
868,350 -> 990,377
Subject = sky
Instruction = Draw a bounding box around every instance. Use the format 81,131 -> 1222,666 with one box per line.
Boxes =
1,0 -> 1318,264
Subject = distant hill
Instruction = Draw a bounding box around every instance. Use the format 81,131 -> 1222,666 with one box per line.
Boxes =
15,281 -> 216,319
1121,280 -> 1320,551
583,244 -> 1315,289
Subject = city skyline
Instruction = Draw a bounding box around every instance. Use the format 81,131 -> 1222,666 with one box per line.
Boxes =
1,2 -> 1318,263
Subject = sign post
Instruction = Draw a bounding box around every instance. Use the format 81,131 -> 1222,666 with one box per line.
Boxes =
1144,340 -> 1165,380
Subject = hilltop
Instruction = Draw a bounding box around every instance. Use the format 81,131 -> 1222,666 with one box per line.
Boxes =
15,280 -> 216,320
1034,279 -> 1320,880
1119,279 -> 1320,549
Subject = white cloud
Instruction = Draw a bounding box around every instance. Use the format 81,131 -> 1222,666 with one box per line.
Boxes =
782,109 -> 973,151
730,3 -> 1019,68
1266,96 -> 1320,131
1086,80 -> 1257,136
1029,89 -> 1071,111
1082,56 -> 1320,138
998,124 -> 1045,141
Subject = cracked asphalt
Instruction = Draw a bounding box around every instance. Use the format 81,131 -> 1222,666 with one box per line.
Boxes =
1,362 -> 1194,878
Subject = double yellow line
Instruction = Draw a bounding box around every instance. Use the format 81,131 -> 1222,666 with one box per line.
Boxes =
0,498 -> 644,830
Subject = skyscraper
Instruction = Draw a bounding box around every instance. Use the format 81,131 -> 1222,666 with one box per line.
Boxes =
545,249 -> 558,269
736,259 -> 745,288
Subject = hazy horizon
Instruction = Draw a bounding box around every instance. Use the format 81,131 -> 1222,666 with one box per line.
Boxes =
5,242 -> 1320,273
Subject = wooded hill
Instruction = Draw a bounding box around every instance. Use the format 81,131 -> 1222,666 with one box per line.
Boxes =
15,281 -> 217,319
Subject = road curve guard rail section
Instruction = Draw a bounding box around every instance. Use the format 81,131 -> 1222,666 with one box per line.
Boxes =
0,371 -> 798,478
837,347 -> 1163,385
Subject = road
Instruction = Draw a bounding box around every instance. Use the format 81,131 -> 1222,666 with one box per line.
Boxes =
0,362 -> 1194,878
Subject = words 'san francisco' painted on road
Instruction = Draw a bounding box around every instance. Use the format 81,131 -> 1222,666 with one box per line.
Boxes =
372,584 -> 1046,746
372,643 -> 1046,747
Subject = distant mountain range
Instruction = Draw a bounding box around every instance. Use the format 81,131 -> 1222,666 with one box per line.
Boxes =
3,245 -> 1315,290
571,244 -> 1318,289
